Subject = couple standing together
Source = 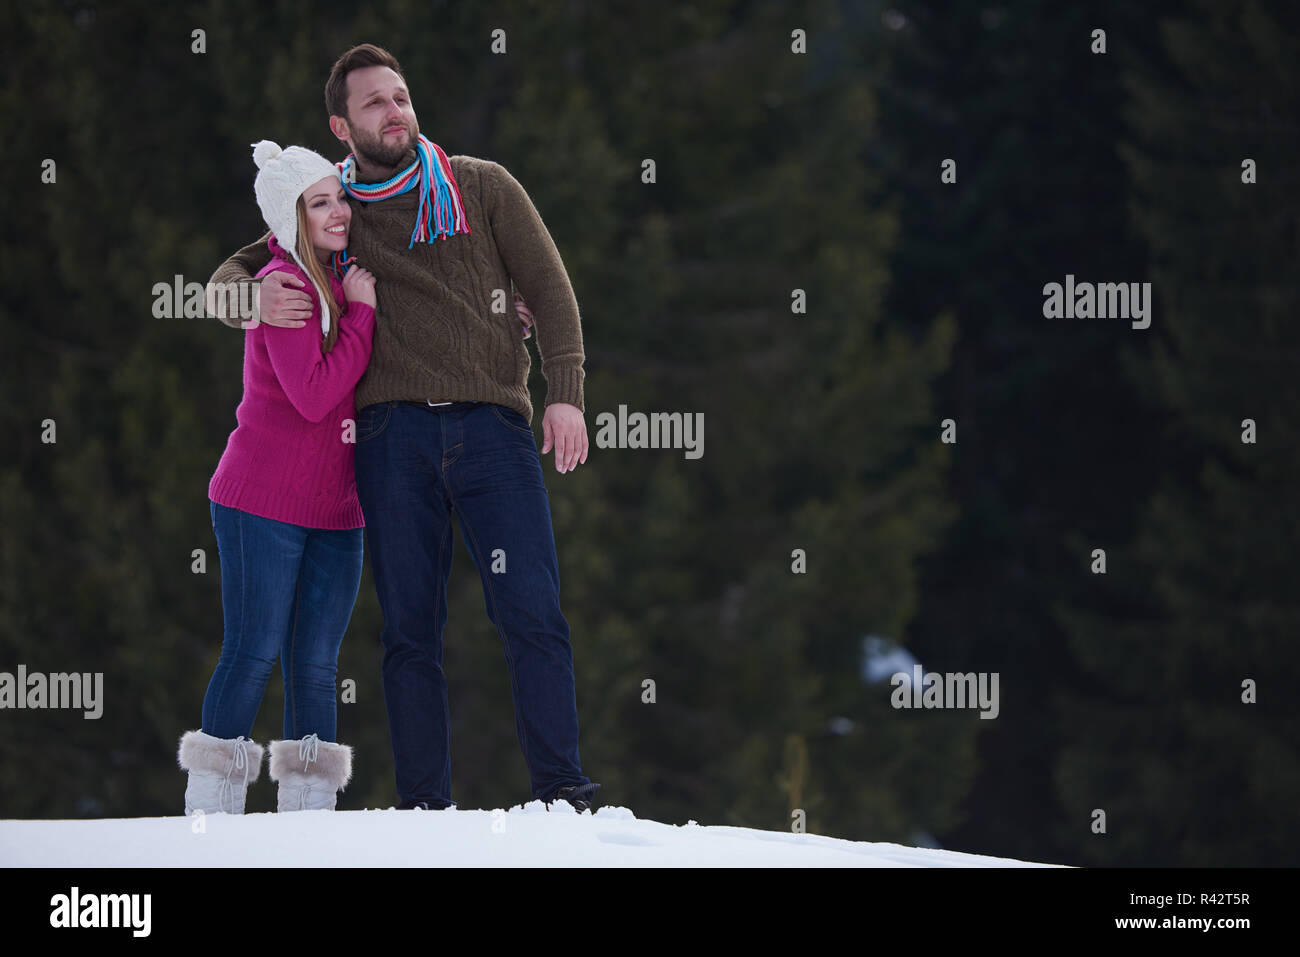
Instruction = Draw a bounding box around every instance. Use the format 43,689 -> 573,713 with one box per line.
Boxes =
177,43 -> 598,816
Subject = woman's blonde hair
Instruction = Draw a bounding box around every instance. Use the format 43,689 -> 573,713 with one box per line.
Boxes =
295,198 -> 343,354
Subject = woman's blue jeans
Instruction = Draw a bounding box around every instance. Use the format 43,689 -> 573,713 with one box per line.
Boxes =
201,501 -> 364,742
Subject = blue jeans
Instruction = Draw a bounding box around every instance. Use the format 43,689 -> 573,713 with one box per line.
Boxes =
202,501 -> 364,742
354,400 -> 590,807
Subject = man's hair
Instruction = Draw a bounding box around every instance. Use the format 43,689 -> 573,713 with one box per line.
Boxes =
325,44 -> 404,119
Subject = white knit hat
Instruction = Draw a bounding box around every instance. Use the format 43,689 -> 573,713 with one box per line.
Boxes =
251,140 -> 340,335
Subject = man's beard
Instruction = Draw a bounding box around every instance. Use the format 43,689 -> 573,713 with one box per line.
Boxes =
350,121 -> 418,170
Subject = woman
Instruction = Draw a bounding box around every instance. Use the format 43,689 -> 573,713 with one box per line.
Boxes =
178,141 -> 377,814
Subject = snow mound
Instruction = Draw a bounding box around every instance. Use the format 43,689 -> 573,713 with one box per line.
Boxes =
0,805 -> 1065,867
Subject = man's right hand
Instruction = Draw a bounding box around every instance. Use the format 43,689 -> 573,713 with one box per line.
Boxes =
253,272 -> 313,329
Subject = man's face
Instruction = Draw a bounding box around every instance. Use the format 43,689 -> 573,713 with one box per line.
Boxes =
338,65 -> 419,168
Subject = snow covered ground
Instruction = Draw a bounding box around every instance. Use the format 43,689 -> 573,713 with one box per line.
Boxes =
1,802 -> 1065,867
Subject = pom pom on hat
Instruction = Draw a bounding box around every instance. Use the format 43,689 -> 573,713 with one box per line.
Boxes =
252,139 -> 282,170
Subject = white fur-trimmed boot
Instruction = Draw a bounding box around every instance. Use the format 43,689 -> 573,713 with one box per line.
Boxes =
178,730 -> 264,815
268,734 -> 352,811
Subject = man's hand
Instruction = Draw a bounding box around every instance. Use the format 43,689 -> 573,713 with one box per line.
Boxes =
541,402 -> 588,474
251,272 -> 313,329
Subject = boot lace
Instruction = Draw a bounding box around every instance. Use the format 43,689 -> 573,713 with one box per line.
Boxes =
297,734 -> 321,810
218,736 -> 251,813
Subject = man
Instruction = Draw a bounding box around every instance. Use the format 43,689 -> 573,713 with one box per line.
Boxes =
207,43 -> 598,812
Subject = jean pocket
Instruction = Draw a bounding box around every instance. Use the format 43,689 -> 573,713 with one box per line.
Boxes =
489,404 -> 536,436
356,402 -> 392,443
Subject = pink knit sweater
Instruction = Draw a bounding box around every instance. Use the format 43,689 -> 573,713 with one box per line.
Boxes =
209,235 -> 376,529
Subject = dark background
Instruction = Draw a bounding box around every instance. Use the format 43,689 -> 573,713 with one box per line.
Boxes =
2,0 -> 1296,866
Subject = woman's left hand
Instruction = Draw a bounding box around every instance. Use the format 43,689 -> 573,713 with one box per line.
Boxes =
515,295 -> 534,339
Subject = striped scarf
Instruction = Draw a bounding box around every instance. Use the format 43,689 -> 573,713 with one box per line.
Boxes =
331,134 -> 471,276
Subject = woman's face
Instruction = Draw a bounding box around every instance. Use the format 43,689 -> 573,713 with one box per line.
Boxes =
303,175 -> 350,260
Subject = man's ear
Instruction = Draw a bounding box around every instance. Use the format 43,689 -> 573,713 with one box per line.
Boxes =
328,114 -> 350,147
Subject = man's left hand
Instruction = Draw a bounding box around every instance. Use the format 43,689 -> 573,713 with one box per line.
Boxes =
541,402 -> 588,474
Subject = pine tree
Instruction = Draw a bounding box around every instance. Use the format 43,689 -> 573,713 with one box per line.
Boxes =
1054,0 -> 1300,865
874,0 -> 1186,862
1,1 -> 962,838
481,0 -> 963,837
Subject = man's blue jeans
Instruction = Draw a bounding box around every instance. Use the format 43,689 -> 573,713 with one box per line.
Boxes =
203,501 -> 364,742
354,400 -> 590,808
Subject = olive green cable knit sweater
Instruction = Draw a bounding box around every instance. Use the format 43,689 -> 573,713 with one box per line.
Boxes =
208,152 -> 585,423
